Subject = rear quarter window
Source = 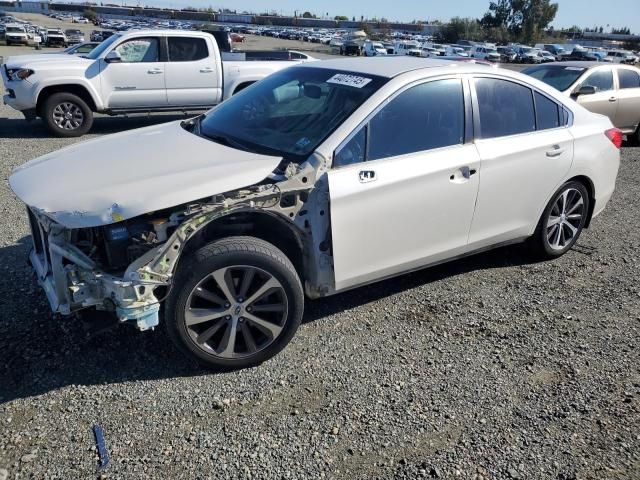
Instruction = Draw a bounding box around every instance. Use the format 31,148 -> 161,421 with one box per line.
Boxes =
534,92 -> 560,130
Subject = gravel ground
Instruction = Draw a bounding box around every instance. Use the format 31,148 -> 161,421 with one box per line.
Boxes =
0,80 -> 639,479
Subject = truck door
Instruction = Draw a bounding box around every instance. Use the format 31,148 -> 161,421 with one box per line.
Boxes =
100,36 -> 168,109
165,36 -> 222,107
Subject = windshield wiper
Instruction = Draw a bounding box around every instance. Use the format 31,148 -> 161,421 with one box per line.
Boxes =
201,130 -> 256,153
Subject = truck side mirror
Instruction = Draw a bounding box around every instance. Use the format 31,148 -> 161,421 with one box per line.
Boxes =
104,50 -> 122,63
574,85 -> 597,96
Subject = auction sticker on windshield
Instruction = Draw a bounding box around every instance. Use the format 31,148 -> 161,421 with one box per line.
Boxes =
327,74 -> 373,88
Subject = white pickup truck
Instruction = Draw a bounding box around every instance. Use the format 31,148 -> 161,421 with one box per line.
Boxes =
2,29 -> 315,136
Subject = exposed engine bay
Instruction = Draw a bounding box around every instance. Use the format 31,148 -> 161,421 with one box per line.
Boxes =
26,155 -> 334,331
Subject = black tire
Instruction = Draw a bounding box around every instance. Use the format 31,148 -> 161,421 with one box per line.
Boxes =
529,181 -> 590,259
42,92 -> 93,137
165,236 -> 304,370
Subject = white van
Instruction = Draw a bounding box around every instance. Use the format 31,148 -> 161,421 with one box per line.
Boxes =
470,44 -> 501,62
363,40 -> 388,57
445,45 -> 469,57
393,41 -> 422,56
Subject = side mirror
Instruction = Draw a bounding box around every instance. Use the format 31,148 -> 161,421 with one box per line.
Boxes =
574,85 -> 597,96
104,50 -> 122,63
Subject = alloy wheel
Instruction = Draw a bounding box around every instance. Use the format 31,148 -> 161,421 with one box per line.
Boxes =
52,102 -> 84,130
184,265 -> 288,359
546,187 -> 585,251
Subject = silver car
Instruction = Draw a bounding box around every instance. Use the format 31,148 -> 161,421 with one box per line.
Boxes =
524,61 -> 640,143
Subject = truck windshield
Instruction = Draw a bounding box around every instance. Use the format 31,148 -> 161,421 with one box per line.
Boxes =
198,67 -> 388,161
7,27 -> 24,33
523,65 -> 586,91
86,33 -> 121,60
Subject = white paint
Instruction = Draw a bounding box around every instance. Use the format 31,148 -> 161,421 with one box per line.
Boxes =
9,121 -> 282,228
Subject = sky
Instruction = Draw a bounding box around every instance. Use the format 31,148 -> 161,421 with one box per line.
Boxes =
66,0 -> 640,33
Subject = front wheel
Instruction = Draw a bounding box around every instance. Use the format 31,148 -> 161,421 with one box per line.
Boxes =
529,181 -> 590,259
42,92 -> 93,137
165,236 -> 304,370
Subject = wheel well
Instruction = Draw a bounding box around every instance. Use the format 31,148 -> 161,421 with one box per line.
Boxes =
36,84 -> 97,115
567,175 -> 596,228
183,211 -> 306,279
232,82 -> 254,95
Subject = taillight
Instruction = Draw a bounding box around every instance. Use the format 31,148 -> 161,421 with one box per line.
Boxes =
605,128 -> 623,149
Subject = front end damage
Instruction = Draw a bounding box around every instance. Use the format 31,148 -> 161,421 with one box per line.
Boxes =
26,155 -> 334,330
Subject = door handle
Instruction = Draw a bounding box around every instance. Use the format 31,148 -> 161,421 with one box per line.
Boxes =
449,166 -> 476,183
358,170 -> 376,183
200,67 -> 214,73
147,69 -> 163,74
546,145 -> 565,157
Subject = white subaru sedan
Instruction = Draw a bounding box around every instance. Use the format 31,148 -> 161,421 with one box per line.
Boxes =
10,58 -> 621,369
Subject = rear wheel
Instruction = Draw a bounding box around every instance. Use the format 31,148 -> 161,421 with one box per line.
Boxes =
529,181 -> 589,259
42,92 -> 93,137
165,236 -> 304,370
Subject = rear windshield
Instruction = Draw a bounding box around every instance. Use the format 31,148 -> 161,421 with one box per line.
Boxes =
523,65 -> 586,91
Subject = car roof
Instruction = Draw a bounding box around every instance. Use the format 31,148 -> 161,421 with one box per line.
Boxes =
298,56 -> 459,78
540,61 -> 600,68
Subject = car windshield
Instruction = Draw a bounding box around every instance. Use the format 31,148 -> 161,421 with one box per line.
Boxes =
198,67 -> 388,161
523,65 -> 586,91
66,29 -> 81,35
7,27 -> 24,33
85,34 -> 122,60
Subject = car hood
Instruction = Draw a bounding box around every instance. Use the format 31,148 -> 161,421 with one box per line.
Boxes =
5,53 -> 90,68
7,53 -> 72,63
9,121 -> 283,229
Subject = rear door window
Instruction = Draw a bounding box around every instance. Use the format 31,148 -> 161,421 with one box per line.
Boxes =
168,36 -> 209,62
618,69 -> 640,89
475,78 -> 536,139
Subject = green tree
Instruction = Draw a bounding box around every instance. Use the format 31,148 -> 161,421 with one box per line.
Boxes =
334,15 -> 349,21
302,11 -> 314,18
441,16 -> 483,43
83,8 -> 97,22
480,0 -> 558,43
480,0 -> 511,29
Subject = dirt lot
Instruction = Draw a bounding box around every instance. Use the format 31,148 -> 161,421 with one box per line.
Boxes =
0,18 -> 638,480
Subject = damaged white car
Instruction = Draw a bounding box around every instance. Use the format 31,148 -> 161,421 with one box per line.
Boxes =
10,58 -> 620,369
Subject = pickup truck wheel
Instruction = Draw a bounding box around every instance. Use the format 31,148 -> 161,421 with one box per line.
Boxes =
42,92 -> 93,137
165,236 -> 304,370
